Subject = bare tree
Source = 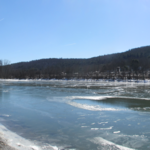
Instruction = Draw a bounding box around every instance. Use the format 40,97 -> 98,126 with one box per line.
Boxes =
1,60 -> 11,78
0,60 -> 2,78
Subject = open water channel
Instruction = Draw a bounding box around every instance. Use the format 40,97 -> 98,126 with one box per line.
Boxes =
0,79 -> 150,150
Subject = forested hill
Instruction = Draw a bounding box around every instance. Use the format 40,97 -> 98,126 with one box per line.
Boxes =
3,45 -> 150,79
12,46 -> 150,73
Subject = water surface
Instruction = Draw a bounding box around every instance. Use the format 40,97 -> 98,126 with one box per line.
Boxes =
0,79 -> 150,150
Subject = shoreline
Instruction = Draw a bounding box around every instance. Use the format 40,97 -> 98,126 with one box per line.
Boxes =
0,78 -> 150,84
0,123 -> 60,150
0,137 -> 16,150
0,124 -> 43,150
0,78 -> 150,81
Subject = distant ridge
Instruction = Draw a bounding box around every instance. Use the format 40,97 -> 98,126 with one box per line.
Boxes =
11,45 -> 150,73
1,45 -> 150,79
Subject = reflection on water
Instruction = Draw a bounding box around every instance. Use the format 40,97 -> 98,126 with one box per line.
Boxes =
0,80 -> 150,149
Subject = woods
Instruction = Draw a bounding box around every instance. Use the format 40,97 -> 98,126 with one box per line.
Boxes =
1,46 -> 150,80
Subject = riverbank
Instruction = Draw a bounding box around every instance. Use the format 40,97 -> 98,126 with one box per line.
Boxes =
1,78 -> 150,84
0,137 -> 16,150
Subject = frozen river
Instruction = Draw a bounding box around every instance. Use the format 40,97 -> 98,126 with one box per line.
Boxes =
0,79 -> 150,150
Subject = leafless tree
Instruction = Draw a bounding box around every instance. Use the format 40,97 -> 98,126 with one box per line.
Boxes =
1,60 -> 11,78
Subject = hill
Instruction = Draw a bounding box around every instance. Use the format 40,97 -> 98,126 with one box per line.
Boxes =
2,46 -> 150,79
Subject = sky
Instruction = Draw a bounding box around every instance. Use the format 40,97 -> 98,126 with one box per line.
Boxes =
1,0 -> 150,63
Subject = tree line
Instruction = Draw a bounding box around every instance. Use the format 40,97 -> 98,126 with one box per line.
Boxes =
1,46 -> 150,79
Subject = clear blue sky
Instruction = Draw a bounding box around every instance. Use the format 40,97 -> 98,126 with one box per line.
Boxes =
1,0 -> 150,63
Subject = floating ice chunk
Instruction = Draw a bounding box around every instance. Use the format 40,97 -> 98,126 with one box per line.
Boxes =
98,122 -> 108,124
68,101 -> 124,111
91,128 -> 99,130
91,123 -> 95,125
113,131 -> 120,134
30,146 -> 40,150
70,96 -> 113,101
99,126 -> 113,130
42,145 -> 59,150
50,146 -> 59,150
17,143 -> 23,147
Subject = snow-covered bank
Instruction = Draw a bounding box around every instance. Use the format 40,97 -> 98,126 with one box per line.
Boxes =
0,124 -> 42,150
0,137 -> 16,150
0,124 -> 60,150
0,78 -> 150,84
